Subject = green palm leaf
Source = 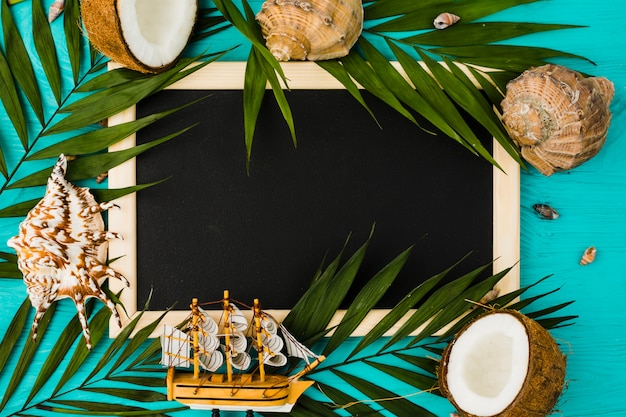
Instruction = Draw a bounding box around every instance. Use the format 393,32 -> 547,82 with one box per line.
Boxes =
363,0 -> 538,21
28,97 -> 209,160
31,0 -> 62,104
24,300 -> 97,407
0,49 -> 28,152
52,305 -> 113,396
282,229 -> 372,345
1,0 -> 44,125
8,126 -> 193,189
43,56 -> 216,136
311,382 -> 384,416
0,259 -> 21,277
2,293 -> 180,415
365,360 -> 439,394
316,59 -> 378,124
0,304 -> 56,412
323,245 -> 413,355
243,48 -> 268,167
348,254 -> 469,360
332,369 -> 438,417
212,0 -> 590,169
42,399 -> 185,415
388,41 -> 500,162
0,297 -> 30,376
340,48 -> 419,126
63,0 -> 82,84
276,234 -> 575,417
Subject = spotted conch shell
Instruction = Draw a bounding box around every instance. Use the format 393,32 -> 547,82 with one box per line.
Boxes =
501,64 -> 614,176
7,154 -> 128,349
255,0 -> 364,61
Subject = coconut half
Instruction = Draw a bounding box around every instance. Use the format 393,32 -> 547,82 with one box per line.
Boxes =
81,0 -> 198,73
439,310 -> 566,417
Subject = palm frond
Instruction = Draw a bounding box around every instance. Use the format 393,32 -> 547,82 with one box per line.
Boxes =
0,1 -> 231,414
1,294 -> 184,416
213,0 -> 591,170
0,303 -> 57,411
1,0 -> 44,125
267,232 -> 576,417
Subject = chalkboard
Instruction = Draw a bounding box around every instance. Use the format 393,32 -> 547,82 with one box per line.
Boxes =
107,62 -> 519,335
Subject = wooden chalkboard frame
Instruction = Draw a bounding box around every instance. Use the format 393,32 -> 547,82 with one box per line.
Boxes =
107,61 -> 520,337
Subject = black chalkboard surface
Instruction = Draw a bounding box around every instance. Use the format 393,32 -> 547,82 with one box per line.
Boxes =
133,88 -> 493,311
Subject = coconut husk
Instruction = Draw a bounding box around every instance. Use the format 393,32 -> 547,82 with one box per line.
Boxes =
438,309 -> 567,417
80,0 -> 195,74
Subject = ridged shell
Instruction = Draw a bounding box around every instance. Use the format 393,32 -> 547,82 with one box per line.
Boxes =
6,154 -> 128,349
501,64 -> 614,176
579,246 -> 597,266
255,0 -> 363,61
433,12 -> 460,30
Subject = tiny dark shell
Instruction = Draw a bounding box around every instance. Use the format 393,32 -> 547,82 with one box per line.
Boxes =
533,203 -> 559,220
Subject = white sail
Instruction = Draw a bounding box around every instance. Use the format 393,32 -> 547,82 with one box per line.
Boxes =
263,351 -> 287,367
198,306 -> 219,334
231,351 -> 252,370
199,348 -> 224,372
231,332 -> 247,352
260,334 -> 287,367
230,304 -> 248,333
161,325 -> 191,368
197,333 -> 223,372
280,323 -> 319,361
261,317 -> 277,335
197,307 -> 221,353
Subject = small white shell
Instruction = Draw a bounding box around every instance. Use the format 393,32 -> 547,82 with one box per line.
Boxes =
433,12 -> 460,30
256,0 -> 364,61
7,154 -> 128,349
48,0 -> 65,23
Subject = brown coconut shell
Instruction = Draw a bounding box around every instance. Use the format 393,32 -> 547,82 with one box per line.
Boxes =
80,0 -> 197,74
438,309 -> 567,417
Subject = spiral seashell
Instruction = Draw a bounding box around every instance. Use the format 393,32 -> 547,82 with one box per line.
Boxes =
433,12 -> 460,30
579,246 -> 596,266
533,203 -> 559,220
48,0 -> 65,23
501,64 -> 614,176
7,154 -> 128,350
255,0 -> 363,61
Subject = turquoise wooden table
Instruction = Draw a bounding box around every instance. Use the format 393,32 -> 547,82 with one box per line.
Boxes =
0,0 -> 625,416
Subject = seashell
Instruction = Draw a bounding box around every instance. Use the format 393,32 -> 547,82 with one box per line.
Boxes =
255,0 -> 363,62
7,154 -> 128,350
470,288 -> 500,309
433,12 -> 460,30
579,246 -> 596,266
479,288 -> 500,305
501,64 -> 614,176
48,0 -> 65,23
533,203 -> 559,220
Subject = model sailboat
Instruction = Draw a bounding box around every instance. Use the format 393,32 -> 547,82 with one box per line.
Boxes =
161,290 -> 325,413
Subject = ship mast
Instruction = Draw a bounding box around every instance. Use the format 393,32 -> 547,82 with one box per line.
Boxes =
253,298 -> 266,382
222,290 -> 234,382
190,298 -> 200,379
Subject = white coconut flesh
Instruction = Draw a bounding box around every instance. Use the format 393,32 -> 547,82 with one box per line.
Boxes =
117,0 -> 196,69
445,313 -> 530,416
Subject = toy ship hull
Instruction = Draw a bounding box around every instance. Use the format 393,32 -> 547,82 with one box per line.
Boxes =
166,367 -> 314,412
